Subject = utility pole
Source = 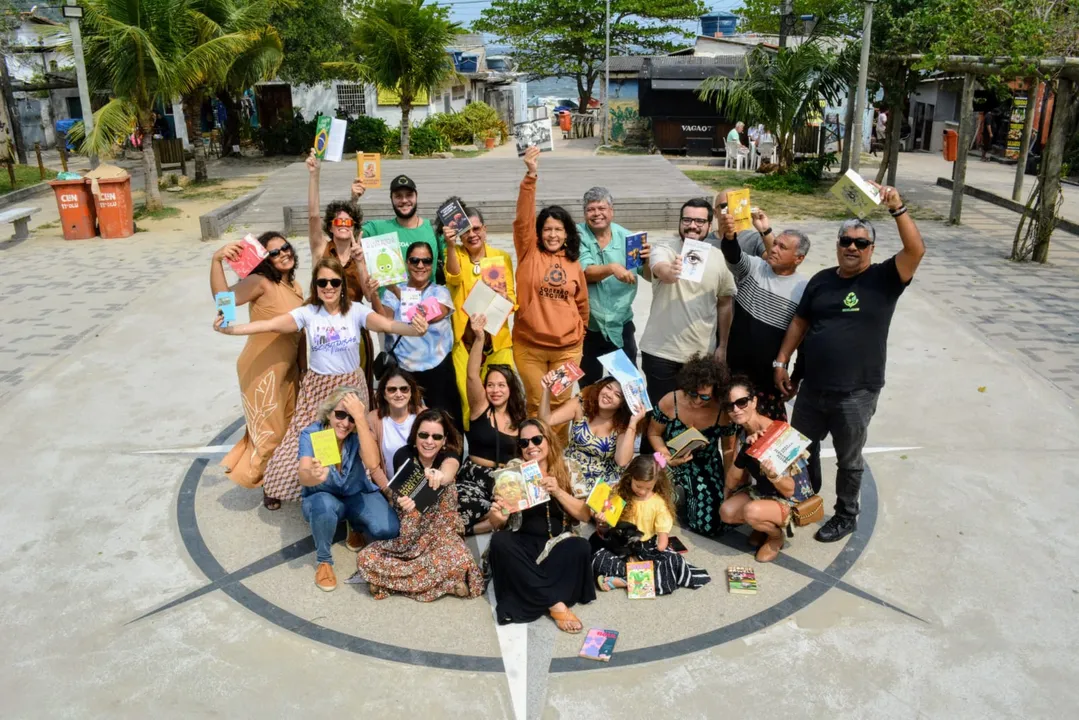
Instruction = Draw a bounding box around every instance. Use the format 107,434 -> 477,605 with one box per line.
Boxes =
778,0 -> 795,49
848,0 -> 874,172
63,0 -> 98,168
603,0 -> 610,144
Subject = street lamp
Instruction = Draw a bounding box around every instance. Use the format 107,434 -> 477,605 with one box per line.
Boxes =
63,0 -> 97,168
848,0 -> 875,172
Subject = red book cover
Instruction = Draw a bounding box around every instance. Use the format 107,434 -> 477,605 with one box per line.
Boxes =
227,234 -> 268,278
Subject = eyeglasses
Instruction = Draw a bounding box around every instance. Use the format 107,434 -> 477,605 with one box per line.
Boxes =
316,278 -> 343,288
267,242 -> 293,258
838,235 -> 874,250
417,431 -> 444,441
724,396 -> 752,412
332,217 -> 354,228
384,385 -> 410,395
407,256 -> 434,266
333,410 -> 354,423
680,217 -> 710,226
517,436 -> 544,449
685,390 -> 712,402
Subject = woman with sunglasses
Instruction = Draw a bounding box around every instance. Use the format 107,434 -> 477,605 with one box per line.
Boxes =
719,377 -> 814,562
647,354 -> 737,537
457,314 -> 528,535
210,232 -> 305,507
215,256 -> 429,508
297,387 -> 399,592
440,199 -> 517,430
368,241 -> 460,433
354,409 -> 483,601
365,369 -> 423,488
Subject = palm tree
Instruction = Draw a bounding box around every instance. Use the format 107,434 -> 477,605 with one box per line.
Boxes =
328,0 -> 460,158
699,36 -> 856,173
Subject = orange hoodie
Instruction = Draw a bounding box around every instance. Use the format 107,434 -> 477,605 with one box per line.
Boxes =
511,174 -> 589,349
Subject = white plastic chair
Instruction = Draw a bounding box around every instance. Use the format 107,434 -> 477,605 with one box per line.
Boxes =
757,140 -> 776,166
724,140 -> 746,170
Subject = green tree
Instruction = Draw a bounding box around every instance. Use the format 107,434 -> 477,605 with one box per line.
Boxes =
328,0 -> 460,159
474,0 -> 706,110
270,0 -> 350,86
737,0 -> 861,35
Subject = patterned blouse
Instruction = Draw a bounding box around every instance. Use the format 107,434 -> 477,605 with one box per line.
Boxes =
565,417 -> 620,494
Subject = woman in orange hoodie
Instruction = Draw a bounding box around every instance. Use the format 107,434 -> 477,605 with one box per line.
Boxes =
512,146 -> 590,420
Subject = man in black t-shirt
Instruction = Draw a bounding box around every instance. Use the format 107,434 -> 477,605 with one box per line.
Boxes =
773,184 -> 925,543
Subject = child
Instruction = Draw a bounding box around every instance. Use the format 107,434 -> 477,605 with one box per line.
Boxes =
590,453 -> 711,595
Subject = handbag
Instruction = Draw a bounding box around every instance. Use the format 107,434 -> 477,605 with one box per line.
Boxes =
792,495 -> 823,526
372,334 -> 404,381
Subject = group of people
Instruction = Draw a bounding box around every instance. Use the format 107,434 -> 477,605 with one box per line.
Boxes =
209,144 -> 925,635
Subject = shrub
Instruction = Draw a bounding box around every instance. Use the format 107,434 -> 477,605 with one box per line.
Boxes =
384,124 -> 450,156
793,151 -> 837,182
745,172 -> 817,195
424,112 -> 474,144
423,101 -> 510,146
338,113 -> 390,153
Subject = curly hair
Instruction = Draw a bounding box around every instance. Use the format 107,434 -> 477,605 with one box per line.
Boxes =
484,364 -> 527,430
248,231 -> 297,286
616,454 -> 678,520
518,418 -> 572,494
375,369 -> 423,418
581,377 -> 631,433
676,353 -> 729,397
535,205 -> 581,262
306,256 -> 352,314
408,408 -> 463,458
322,200 -> 363,238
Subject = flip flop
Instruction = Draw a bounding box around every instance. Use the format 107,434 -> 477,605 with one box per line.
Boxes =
550,608 -> 583,634
596,575 -> 620,592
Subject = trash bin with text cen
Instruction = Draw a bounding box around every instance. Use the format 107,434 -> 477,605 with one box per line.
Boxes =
48,179 -> 97,240
91,175 -> 135,238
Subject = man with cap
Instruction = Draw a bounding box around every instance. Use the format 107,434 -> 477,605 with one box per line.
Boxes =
353,173 -> 443,278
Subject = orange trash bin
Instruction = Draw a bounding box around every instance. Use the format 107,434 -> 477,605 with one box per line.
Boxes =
49,179 -> 97,240
91,175 -> 135,239
942,129 -> 958,162
558,111 -> 572,132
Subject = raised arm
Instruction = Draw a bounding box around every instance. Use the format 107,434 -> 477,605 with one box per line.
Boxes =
443,225 -> 462,281
466,314 -> 490,419
751,208 -> 775,254
538,372 -> 581,427
615,410 -> 648,467
513,147 -> 540,260
873,183 -> 925,283
306,150 -> 328,260
214,311 -> 299,336
342,393 -> 384,485
210,241 -> 267,306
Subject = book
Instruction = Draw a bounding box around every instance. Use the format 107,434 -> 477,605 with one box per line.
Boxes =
745,421 -> 812,478
215,291 -> 236,327
830,168 -> 881,219
398,287 -> 422,318
626,560 -> 656,599
313,116 -> 332,159
620,377 -> 651,417
548,361 -> 584,397
727,566 -> 758,594
667,426 -> 708,460
437,199 -> 473,238
491,463 -> 550,512
362,232 -> 407,287
403,296 -> 444,323
514,117 -> 554,156
726,188 -> 753,231
667,536 -> 688,555
227,234 -> 268,278
585,482 -> 626,526
625,231 -> 646,271
309,427 -> 341,467
479,257 -> 509,296
579,629 -> 618,662
462,279 -> 514,335
388,457 -> 443,513
678,239 -> 711,283
357,152 -> 381,188
324,118 -> 347,163
597,349 -> 652,416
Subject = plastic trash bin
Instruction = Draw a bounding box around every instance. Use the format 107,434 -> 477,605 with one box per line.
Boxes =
942,129 -> 958,162
48,179 -> 97,240
91,175 -> 135,239
558,112 -> 572,132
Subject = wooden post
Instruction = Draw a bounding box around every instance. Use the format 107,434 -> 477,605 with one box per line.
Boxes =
58,138 -> 68,172
4,158 -> 14,188
34,142 -> 44,180
950,73 -> 977,225
1012,79 -> 1038,202
1032,77 -> 1078,263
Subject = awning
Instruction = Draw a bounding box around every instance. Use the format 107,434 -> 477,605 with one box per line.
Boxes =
651,79 -> 706,90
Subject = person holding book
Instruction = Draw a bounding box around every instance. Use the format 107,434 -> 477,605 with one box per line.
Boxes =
365,369 -> 423,488
512,146 -> 590,421
353,174 -> 444,280
711,190 -> 769,258
440,200 -> 517,431
590,454 -> 711,594
538,372 -> 644,492
296,387 -> 400,592
640,198 -> 736,406
456,314 -> 527,534
720,377 -> 815,562
210,232 -> 305,509
487,419 -> 594,633
367,241 -> 461,433
354,409 -> 483,601
576,187 -> 650,387
646,354 -> 737,537
774,184 -> 925,543
214,256 -> 429,512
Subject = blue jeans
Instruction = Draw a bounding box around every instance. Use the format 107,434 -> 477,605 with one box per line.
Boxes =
301,490 -> 400,565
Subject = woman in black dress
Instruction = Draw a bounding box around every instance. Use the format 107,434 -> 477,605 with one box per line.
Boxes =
487,418 -> 595,633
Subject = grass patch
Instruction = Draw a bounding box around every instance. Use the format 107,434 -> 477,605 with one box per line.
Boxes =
181,184 -> 257,202
451,149 -> 487,158
133,205 -> 182,221
0,164 -> 58,194
597,145 -> 653,155
189,178 -> 225,187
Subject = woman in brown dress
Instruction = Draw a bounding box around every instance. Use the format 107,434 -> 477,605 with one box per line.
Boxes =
210,232 -> 304,509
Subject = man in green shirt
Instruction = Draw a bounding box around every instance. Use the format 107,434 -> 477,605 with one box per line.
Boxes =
727,121 -> 749,157
577,186 -> 651,386
353,174 -> 444,279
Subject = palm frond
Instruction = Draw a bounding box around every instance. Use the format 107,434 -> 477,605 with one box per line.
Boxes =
67,97 -> 139,157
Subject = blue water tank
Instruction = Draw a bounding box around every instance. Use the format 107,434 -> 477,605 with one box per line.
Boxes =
700,10 -> 738,37
458,54 -> 478,73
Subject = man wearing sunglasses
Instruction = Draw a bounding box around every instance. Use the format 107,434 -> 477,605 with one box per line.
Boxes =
773,183 -> 925,543
354,174 -> 444,283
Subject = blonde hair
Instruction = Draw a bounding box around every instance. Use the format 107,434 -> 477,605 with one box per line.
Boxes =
317,386 -> 365,425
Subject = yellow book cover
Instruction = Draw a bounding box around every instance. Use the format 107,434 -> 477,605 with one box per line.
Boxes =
586,482 -> 626,526
830,169 -> 881,219
310,428 -> 341,467
357,152 -> 382,189
726,188 -> 753,231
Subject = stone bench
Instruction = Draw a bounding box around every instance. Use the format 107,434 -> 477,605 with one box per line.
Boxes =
0,206 -> 41,241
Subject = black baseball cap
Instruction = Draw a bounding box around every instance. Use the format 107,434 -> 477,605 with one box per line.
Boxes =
390,174 -> 417,192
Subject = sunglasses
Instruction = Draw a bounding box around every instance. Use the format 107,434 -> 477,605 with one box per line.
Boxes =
517,436 -> 544,449
680,217 -> 709,226
332,217 -> 354,228
685,390 -> 712,402
267,242 -> 293,258
417,431 -> 444,441
384,385 -> 410,395
333,410 -> 354,423
725,396 -> 753,412
407,256 -> 434,266
838,235 -> 874,250
316,278 -> 343,289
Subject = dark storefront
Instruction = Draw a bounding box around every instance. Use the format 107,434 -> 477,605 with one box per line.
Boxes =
639,57 -> 745,155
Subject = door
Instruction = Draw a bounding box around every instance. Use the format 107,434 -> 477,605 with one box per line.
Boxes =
921,104 -> 935,151
912,102 -> 926,150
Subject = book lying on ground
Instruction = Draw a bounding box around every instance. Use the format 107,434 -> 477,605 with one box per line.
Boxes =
597,349 -> 652,416
830,168 -> 881,219
362,232 -> 407,287
579,629 -> 618,662
626,560 -> 656,599
358,152 -> 381,188
549,361 -> 584,397
462,279 -> 514,335
479,257 -> 509,296
678,239 -> 711,282
403,296 -> 444,323
667,536 -> 688,555
727,566 -> 758,594
437,199 -> 473,238
625,232 -> 646,271
227,234 -> 268,278
586,482 -> 626,526
389,457 -> 442,513
514,117 -> 554,156
726,188 -> 753,232
309,427 -> 341,467
667,426 -> 708,460
215,291 -> 236,327
746,421 -> 812,478
492,462 -> 549,512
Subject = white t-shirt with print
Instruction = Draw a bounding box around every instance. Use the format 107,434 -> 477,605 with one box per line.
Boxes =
289,303 -> 373,376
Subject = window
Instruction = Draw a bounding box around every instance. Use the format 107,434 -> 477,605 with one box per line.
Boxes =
336,83 -> 366,117
452,84 -> 466,101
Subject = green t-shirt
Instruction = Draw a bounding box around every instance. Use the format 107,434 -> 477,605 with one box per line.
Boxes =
727,128 -> 741,143
361,218 -> 443,264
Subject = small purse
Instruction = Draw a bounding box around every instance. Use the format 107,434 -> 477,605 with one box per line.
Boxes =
792,495 -> 824,526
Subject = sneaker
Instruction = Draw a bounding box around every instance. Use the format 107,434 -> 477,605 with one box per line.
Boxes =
814,514 -> 857,543
345,528 -> 366,552
315,562 -> 337,592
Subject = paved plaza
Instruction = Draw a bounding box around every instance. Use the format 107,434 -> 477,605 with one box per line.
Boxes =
1,152 -> 1078,718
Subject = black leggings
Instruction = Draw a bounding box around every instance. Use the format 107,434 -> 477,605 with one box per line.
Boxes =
411,352 -> 464,436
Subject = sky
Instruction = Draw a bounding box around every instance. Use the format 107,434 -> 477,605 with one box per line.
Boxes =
434,0 -> 746,33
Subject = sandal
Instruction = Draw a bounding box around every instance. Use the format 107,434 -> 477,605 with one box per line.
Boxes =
263,494 -> 281,511
596,575 -> 620,592
550,608 -> 583,634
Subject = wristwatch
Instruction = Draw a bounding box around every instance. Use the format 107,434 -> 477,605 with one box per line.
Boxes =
772,360 -> 788,369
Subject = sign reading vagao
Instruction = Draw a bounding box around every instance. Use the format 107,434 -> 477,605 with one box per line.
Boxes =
681,124 -> 715,133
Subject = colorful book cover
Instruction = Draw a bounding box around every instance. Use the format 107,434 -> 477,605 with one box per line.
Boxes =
362,232 -> 407,287
597,349 -> 652,415
398,287 -> 422,318
586,482 -> 626,526
625,231 -> 646,271
492,463 -> 549,512
829,169 -> 881,219
579,629 -> 618,662
746,421 -> 811,478
549,361 -> 584,397
514,118 -> 554,156
678,239 -> 711,282
437,199 -> 473,237
727,566 -> 758,594
227,234 -> 268,278
388,457 -> 442,513
726,188 -> 753,231
310,428 -> 341,467
626,560 -> 656,599
313,116 -> 333,160
358,152 -> 382,188
403,296 -> 444,323
479,257 -> 508,296
462,280 -> 514,335
215,291 -> 236,327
